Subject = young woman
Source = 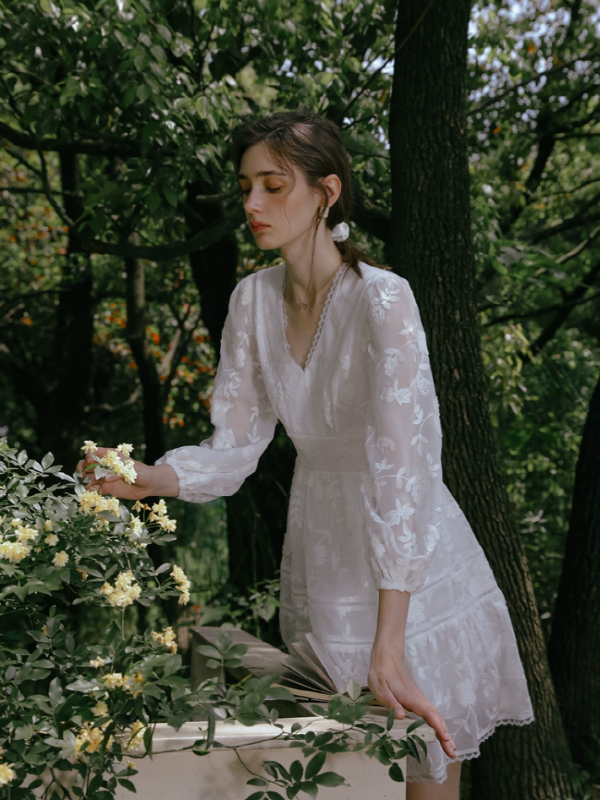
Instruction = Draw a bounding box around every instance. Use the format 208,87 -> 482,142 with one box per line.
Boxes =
80,110 -> 534,798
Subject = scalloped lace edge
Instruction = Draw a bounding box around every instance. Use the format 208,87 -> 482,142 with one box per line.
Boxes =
281,263 -> 347,371
405,715 -> 535,784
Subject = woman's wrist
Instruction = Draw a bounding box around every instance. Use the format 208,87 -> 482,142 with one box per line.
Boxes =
143,464 -> 180,499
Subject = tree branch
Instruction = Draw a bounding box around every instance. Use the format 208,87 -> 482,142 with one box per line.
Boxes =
483,287 -> 600,327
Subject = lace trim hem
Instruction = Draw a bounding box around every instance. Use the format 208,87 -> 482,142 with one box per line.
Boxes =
281,262 -> 347,372
406,714 -> 535,784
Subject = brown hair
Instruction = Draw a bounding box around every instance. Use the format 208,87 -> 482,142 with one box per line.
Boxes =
230,110 -> 380,277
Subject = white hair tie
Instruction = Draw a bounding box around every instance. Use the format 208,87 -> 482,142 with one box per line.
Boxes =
331,222 -> 349,242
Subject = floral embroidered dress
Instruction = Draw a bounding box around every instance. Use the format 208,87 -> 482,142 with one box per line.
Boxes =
156,262 -> 534,783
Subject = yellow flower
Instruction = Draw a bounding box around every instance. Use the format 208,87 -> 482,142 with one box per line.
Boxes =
0,541 -> 31,563
171,565 -> 191,605
99,450 -> 137,485
151,627 -> 178,654
44,519 -> 53,531
42,625 -> 49,636
45,533 -> 59,546
77,569 -> 88,581
89,656 -> 105,668
132,500 -> 150,513
81,441 -> 98,454
103,673 -> 124,689
117,443 -> 134,457
75,722 -> 113,755
15,524 -> 38,544
126,760 -> 136,770
123,674 -> 144,696
126,720 -> 146,751
100,571 -> 142,608
92,700 -> 109,717
53,550 -> 69,568
0,762 -> 16,786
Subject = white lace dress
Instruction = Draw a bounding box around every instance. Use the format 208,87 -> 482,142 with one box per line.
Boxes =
156,262 -> 534,783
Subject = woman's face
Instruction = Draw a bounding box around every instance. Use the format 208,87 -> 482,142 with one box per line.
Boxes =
237,142 -> 323,251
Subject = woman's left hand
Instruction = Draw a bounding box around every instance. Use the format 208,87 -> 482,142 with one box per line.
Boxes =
368,643 -> 457,760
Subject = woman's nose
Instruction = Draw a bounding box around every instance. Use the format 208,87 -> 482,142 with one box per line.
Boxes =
244,188 -> 263,213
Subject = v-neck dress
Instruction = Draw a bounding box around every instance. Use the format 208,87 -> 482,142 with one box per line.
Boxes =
156,262 -> 534,783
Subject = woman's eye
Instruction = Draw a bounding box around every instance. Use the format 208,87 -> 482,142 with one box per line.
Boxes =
240,189 -> 250,196
266,187 -> 282,193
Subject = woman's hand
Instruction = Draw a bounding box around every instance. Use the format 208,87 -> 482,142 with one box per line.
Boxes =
75,447 -> 179,500
368,642 -> 457,759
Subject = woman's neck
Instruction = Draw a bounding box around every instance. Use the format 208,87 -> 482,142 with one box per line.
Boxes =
280,225 -> 344,302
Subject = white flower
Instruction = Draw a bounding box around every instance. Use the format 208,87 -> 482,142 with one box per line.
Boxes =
45,533 -> 59,546
117,443 -> 134,457
81,440 -> 98,454
53,550 -> 69,567
0,762 -> 17,786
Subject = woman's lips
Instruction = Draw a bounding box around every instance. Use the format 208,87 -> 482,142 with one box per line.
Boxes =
251,222 -> 269,233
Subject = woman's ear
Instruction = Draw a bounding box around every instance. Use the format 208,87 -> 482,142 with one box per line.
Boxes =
322,174 -> 342,209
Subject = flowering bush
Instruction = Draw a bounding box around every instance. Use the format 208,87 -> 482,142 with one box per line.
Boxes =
0,440 -> 202,798
0,440 -> 427,799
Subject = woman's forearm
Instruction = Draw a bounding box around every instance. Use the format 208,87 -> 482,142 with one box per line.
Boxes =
372,589 -> 410,655
147,463 -> 180,498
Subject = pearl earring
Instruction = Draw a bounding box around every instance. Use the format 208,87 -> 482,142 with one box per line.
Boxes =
320,206 -> 329,219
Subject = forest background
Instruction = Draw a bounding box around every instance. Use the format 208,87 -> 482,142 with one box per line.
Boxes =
0,0 -> 599,798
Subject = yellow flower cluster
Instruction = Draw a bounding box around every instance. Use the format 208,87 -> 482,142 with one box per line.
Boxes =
45,533 -> 59,546
75,721 -> 113,755
0,540 -> 31,563
151,626 -> 177,654
148,500 -> 177,533
89,656 -> 106,668
171,565 -> 191,605
0,761 -> 16,787
80,442 -> 137,484
100,570 -> 142,608
11,520 -> 38,544
125,720 -> 146,752
77,491 -> 121,517
92,700 -> 109,717
102,672 -> 144,696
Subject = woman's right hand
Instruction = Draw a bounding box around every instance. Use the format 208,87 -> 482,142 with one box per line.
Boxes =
76,447 -> 179,501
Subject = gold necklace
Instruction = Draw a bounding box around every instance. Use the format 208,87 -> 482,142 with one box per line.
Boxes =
286,267 -> 338,311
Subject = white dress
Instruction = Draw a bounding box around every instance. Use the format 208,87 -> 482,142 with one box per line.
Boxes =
156,262 -> 534,783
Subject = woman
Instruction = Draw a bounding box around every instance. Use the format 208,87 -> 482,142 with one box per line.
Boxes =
81,110 -> 534,797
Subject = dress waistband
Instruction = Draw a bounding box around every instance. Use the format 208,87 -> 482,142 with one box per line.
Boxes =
292,432 -> 369,473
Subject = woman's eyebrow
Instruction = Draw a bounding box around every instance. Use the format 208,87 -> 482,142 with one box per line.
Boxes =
237,170 -> 287,180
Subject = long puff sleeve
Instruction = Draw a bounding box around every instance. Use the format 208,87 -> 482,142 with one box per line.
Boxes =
362,271 -> 445,593
155,274 -> 277,503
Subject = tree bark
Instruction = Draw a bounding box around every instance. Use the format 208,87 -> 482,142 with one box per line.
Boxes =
124,248 -> 165,466
41,152 -> 95,469
548,371 -> 600,773
389,2 -> 575,797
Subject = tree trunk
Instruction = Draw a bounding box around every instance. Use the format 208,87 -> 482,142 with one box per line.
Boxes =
548,371 -> 600,774
42,152 -> 95,469
389,2 -> 575,797
124,248 -> 165,466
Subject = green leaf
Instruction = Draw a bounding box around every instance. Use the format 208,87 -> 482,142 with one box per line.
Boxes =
386,706 -> 395,731
49,677 -> 63,708
314,772 -> 345,787
346,679 -> 361,701
388,762 -> 405,782
137,84 -> 152,102
305,751 -> 326,780
247,778 -> 267,786
289,759 -> 303,782
406,718 -> 426,734
117,779 -> 137,792
244,793 -> 265,800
